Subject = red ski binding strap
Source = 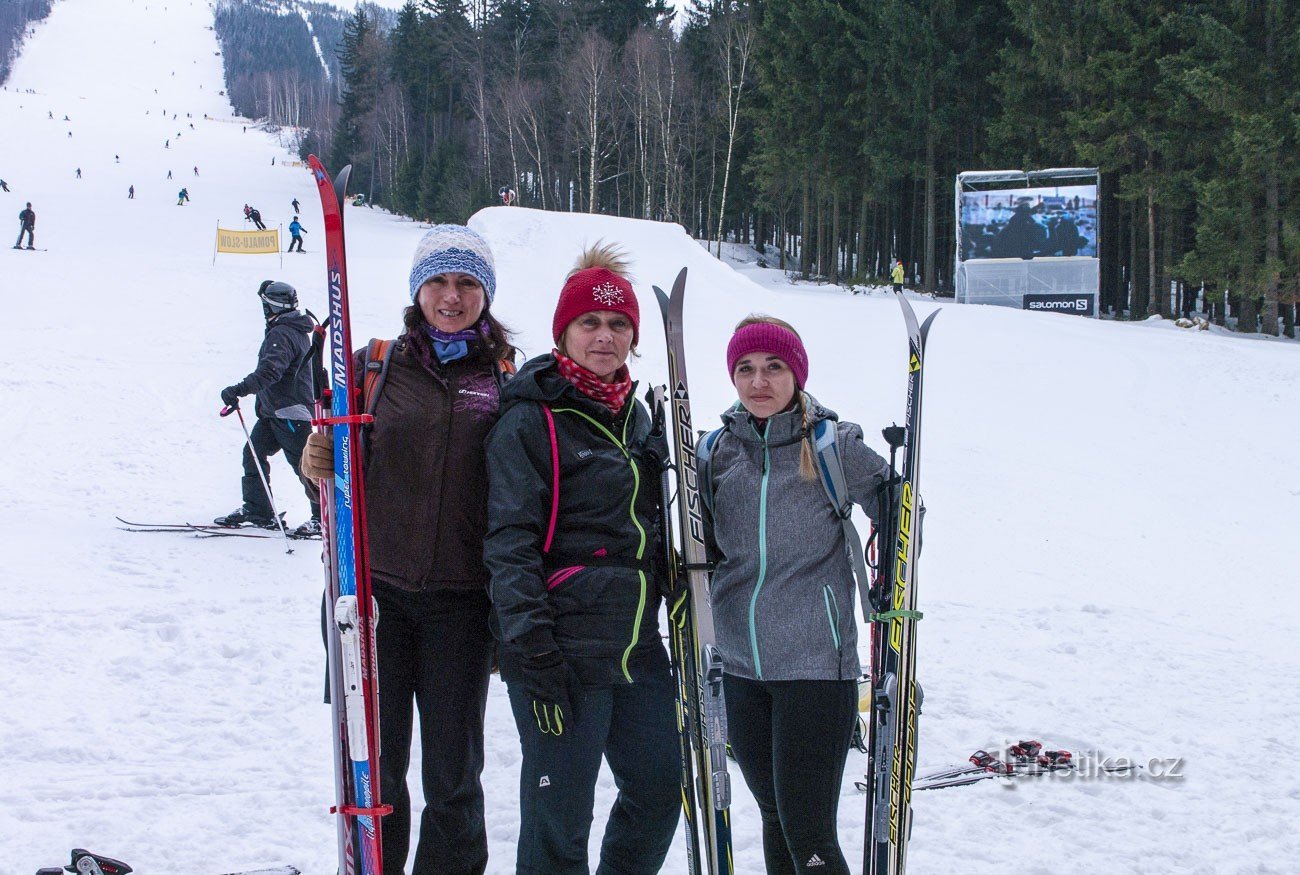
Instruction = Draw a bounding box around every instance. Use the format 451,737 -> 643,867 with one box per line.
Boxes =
331,803 -> 394,817
312,414 -> 374,426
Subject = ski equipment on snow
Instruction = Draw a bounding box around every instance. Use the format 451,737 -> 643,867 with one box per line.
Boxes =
115,517 -> 317,540
37,849 -> 299,875
308,155 -> 389,875
862,294 -> 938,875
652,267 -> 733,875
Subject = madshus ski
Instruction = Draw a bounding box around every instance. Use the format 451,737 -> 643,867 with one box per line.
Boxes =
36,848 -> 298,875
862,294 -> 938,875
651,268 -> 733,875
308,155 -> 389,875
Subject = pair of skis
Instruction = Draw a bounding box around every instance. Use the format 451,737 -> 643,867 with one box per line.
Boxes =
651,268 -> 733,875
892,742 -> 1138,791
860,296 -> 938,875
115,518 -> 319,540
36,848 -> 297,875
308,156 -> 388,875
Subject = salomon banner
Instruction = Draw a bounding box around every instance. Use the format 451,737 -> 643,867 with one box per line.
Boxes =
1023,293 -> 1096,317
216,227 -> 280,254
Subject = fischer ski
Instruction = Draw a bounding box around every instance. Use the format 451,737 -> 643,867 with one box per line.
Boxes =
862,294 -> 938,875
308,155 -> 389,875
652,268 -> 733,875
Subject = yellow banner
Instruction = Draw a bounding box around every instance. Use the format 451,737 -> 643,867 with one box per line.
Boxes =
216,227 -> 280,254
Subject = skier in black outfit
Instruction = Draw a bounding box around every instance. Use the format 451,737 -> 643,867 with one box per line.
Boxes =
214,281 -> 321,534
0,179 -> 10,192
249,207 -> 266,231
291,197 -> 300,213
15,202 -> 35,249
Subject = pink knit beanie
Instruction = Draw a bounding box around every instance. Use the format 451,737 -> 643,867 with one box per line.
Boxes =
726,321 -> 809,388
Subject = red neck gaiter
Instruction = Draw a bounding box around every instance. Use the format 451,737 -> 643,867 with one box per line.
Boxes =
554,350 -> 632,415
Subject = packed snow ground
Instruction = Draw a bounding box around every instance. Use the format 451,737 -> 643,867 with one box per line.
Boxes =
3,1 -> 1300,873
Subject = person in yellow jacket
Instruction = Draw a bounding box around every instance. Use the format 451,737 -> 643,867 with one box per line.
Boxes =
890,259 -> 905,293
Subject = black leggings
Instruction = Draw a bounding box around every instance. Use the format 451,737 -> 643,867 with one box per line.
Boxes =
724,673 -> 857,875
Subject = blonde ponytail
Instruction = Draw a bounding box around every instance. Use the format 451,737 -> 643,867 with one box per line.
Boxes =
797,392 -> 818,482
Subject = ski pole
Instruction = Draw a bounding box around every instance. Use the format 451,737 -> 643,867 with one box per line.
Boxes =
221,404 -> 293,553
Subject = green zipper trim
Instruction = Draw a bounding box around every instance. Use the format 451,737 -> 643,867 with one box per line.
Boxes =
823,585 -> 841,650
748,419 -> 771,679
552,407 -> 647,683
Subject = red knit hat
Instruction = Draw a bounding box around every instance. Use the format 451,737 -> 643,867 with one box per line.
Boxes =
552,267 -> 640,345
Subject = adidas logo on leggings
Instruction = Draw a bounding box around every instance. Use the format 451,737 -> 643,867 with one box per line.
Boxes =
805,854 -> 825,867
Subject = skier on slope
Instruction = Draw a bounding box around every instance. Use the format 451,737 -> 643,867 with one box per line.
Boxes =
300,226 -> 516,874
291,197 -> 300,213
287,216 -> 306,252
214,281 -> 321,534
14,201 -> 35,249
177,187 -> 189,206
484,244 -> 681,875
699,316 -> 892,875
249,206 -> 266,230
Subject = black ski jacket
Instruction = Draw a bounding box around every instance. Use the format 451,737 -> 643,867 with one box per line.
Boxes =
484,354 -> 668,687
232,310 -> 315,420
18,208 -> 34,229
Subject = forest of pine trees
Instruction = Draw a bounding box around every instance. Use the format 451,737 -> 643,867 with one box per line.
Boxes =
309,0 -> 1298,335
212,0 -> 351,133
0,0 -> 53,86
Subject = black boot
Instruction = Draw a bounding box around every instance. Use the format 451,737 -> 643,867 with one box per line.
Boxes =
214,506 -> 277,528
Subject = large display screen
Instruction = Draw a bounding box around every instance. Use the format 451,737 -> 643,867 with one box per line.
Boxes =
960,184 -> 1098,261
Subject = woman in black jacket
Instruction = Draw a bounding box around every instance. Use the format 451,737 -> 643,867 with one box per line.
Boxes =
301,225 -> 514,875
484,244 -> 680,875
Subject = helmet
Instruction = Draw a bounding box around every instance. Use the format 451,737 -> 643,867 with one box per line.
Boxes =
258,280 -> 298,315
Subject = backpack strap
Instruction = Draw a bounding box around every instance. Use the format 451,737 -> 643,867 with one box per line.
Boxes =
696,427 -> 725,518
358,338 -> 396,458
811,419 -> 874,624
362,338 -> 395,417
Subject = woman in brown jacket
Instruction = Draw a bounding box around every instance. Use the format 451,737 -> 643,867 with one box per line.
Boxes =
301,225 -> 514,875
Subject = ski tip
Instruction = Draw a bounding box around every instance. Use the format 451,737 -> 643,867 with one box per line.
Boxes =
921,308 -> 940,336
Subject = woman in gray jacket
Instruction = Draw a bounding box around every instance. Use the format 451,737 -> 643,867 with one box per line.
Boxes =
702,315 -> 891,875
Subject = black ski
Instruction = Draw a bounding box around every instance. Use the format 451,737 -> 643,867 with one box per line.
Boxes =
863,294 -> 938,875
115,517 -> 318,540
652,268 -> 733,875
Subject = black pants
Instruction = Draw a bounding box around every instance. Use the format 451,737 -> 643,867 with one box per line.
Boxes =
377,586 -> 494,875
240,417 -> 319,519
15,226 -> 33,248
505,646 -> 681,875
724,674 -> 857,875
288,234 -> 304,252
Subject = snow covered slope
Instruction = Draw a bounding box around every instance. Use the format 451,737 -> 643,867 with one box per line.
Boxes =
3,1 -> 1300,873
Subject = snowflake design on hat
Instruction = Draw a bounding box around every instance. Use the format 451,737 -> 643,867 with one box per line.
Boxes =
592,281 -> 626,306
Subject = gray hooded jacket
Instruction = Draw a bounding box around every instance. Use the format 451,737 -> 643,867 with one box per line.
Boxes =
702,394 -> 891,681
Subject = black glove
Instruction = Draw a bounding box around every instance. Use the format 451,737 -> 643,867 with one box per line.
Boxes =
220,385 -> 241,408
519,651 -> 581,736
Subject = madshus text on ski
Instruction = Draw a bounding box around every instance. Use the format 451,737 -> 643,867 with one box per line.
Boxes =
285,159 -> 953,875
